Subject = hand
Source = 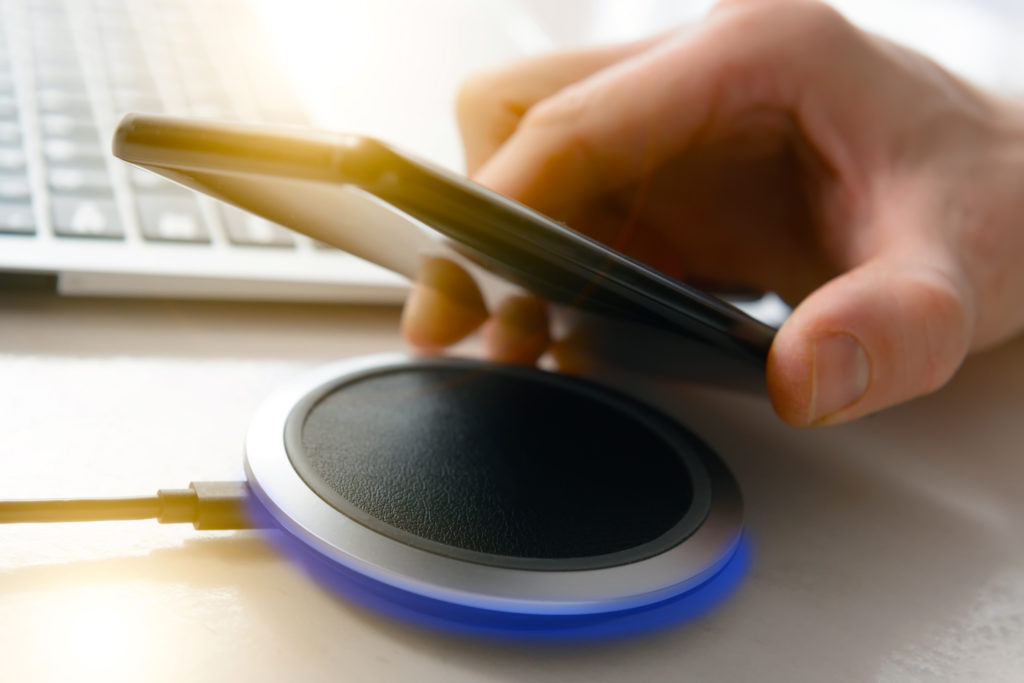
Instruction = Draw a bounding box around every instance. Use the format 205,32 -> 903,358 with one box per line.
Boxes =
401,0 -> 1024,426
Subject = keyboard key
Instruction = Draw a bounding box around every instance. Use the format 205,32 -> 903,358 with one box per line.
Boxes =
33,45 -> 80,63
0,174 -> 30,200
136,194 -> 210,243
30,23 -> 75,40
0,121 -> 20,144
113,90 -> 163,112
108,63 -> 152,88
190,102 -> 235,119
34,66 -> 85,88
48,166 -> 111,193
41,114 -> 100,140
43,139 -> 106,164
37,89 -> 93,114
103,44 -> 147,66
219,205 -> 294,247
51,196 -> 123,238
0,201 -> 35,235
28,3 -> 66,16
0,147 -> 25,171
182,80 -> 224,103
97,13 -> 134,32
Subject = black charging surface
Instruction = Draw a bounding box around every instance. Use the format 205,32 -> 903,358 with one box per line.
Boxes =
285,363 -> 714,571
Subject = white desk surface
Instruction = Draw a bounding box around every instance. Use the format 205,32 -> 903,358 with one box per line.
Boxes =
1,294 -> 1022,683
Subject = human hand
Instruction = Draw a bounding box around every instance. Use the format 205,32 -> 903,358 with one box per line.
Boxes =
401,0 -> 1024,426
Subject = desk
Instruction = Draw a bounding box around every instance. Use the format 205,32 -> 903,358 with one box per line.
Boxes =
1,294 -> 1022,682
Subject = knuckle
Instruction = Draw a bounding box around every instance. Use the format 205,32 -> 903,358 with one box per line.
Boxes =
792,1 -> 853,42
519,83 -> 592,132
516,86 -> 598,167
699,0 -> 857,95
710,0 -> 770,13
714,0 -> 853,46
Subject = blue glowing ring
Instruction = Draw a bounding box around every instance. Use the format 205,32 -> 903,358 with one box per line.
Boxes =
248,493 -> 751,641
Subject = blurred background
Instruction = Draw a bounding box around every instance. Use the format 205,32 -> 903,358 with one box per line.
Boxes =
257,0 -> 1024,171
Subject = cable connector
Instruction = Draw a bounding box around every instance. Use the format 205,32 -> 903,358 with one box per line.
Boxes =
0,481 -> 267,529
157,481 -> 255,530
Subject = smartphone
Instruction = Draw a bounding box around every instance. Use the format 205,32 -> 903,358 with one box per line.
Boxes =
113,114 -> 777,390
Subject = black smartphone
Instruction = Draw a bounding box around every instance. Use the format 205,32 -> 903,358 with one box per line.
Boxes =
113,113 -> 776,389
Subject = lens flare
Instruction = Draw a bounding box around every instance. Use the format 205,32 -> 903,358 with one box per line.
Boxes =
26,587 -> 154,682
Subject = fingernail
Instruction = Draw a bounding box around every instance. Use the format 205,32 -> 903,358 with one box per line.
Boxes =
810,333 -> 870,424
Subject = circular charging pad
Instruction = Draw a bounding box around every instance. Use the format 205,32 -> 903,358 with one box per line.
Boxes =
245,354 -> 745,638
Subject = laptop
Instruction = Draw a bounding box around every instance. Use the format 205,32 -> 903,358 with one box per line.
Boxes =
0,0 -> 543,303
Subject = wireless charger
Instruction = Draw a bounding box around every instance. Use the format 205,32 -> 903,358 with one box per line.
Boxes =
244,354 -> 748,640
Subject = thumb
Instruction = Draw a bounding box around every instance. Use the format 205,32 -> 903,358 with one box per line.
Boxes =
767,254 -> 975,426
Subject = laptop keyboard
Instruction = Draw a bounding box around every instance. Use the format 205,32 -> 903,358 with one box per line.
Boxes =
0,0 -> 405,301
